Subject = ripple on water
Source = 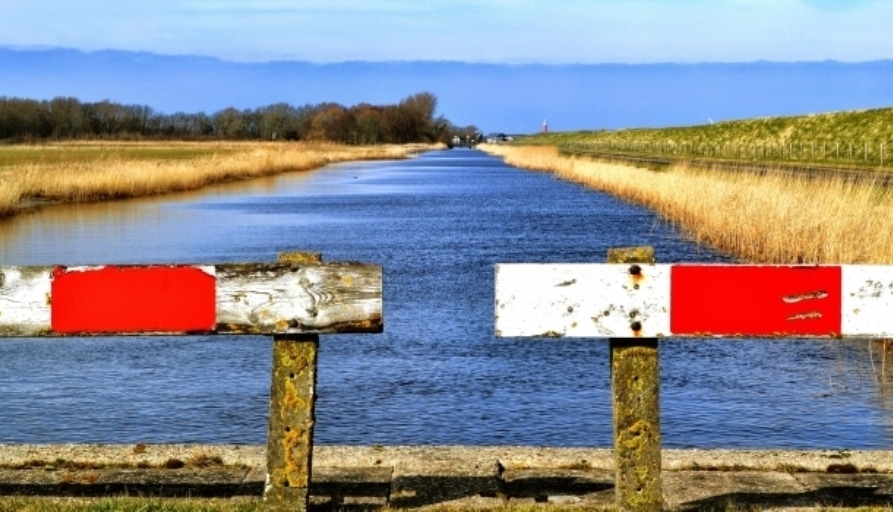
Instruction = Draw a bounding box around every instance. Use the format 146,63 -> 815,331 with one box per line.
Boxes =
1,149 -> 892,448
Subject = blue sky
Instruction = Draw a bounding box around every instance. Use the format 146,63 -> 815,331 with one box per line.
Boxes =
2,0 -> 892,64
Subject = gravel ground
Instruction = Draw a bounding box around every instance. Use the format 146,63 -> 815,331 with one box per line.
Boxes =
1,444 -> 889,473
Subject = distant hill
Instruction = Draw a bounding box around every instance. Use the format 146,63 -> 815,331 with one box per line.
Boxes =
523,107 -> 893,169
2,47 -> 893,133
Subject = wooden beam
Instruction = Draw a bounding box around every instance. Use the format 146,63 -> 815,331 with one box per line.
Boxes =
0,262 -> 381,336
494,263 -> 893,338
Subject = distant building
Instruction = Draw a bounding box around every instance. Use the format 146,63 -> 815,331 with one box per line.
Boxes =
542,119 -> 549,133
485,133 -> 513,143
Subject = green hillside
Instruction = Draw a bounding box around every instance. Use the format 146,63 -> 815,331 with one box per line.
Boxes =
519,108 -> 893,168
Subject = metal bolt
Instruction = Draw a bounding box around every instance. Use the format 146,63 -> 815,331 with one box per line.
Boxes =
629,264 -> 642,276
630,321 -> 643,332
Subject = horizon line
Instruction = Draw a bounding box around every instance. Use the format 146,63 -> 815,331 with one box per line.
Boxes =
3,44 -> 893,68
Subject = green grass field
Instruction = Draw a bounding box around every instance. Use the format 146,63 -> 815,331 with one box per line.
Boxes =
520,107 -> 893,169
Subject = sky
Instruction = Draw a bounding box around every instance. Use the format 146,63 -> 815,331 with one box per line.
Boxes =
2,0 -> 892,64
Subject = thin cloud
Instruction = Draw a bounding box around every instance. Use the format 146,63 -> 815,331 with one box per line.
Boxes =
0,0 -> 890,63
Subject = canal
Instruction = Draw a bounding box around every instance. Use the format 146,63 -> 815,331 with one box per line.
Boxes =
1,148 -> 891,448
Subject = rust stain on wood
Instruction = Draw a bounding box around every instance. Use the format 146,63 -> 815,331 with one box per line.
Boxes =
783,290 -> 830,303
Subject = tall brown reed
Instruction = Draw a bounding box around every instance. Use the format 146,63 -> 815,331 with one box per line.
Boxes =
0,142 -> 421,218
0,181 -> 23,218
481,144 -> 893,264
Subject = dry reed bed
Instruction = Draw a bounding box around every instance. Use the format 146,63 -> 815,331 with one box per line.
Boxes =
0,142 -> 417,218
481,144 -> 893,264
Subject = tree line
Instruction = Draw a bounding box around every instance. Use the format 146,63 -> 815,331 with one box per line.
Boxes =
0,92 -> 477,145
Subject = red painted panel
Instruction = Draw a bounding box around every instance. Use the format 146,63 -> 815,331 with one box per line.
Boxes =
51,266 -> 216,334
670,265 -> 842,336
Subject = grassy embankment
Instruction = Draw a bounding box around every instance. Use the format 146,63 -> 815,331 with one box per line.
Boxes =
0,497 -> 592,512
0,497 -> 890,512
481,134 -> 893,265
0,141 -> 426,219
525,107 -> 893,170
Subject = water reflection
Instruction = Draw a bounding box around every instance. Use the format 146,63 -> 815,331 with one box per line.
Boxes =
867,340 -> 893,407
0,169 -> 318,264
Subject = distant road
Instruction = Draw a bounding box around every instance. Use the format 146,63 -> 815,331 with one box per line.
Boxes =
558,148 -> 893,187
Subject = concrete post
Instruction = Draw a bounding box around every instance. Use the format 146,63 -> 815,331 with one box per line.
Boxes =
608,246 -> 661,511
264,251 -> 323,511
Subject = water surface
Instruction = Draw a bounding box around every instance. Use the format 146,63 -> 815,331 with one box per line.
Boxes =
1,149 -> 891,448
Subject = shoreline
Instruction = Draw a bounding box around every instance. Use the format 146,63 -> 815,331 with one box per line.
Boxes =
0,141 -> 443,221
2,445 -> 892,509
2,444 -> 892,474
479,143 -> 893,265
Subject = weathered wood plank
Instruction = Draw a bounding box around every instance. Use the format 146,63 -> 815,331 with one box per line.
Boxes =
215,262 -> 382,334
495,263 -> 672,338
495,263 -> 893,338
670,265 -> 842,336
51,266 -> 217,334
0,267 -> 53,336
0,262 -> 381,336
842,265 -> 893,337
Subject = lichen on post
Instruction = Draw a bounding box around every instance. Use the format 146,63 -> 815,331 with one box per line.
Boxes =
265,332 -> 318,511
264,251 -> 323,512
608,246 -> 662,511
